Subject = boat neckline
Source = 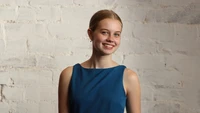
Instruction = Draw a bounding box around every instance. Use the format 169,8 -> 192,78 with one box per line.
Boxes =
78,63 -> 122,70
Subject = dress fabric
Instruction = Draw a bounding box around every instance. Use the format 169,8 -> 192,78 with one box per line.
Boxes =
68,63 -> 127,113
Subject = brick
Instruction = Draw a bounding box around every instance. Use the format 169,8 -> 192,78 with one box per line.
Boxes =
0,7 -> 16,20
71,38 -> 91,49
47,23 -> 87,38
0,55 -> 21,67
133,23 -> 175,42
0,85 -> 1,101
71,48 -> 92,58
24,86 -> 40,102
15,0 -> 29,6
29,0 -> 49,6
118,37 -> 157,54
114,0 -> 158,8
158,39 -> 200,56
149,102 -> 180,113
141,85 -> 154,101
0,39 -> 5,53
54,39 -> 72,54
159,0 -> 196,7
39,101 -> 56,113
28,38 -> 72,55
0,71 -> 13,85
52,69 -> 61,85
141,101 -> 155,113
120,21 -> 134,39
39,85 -> 57,102
124,54 -> 165,70
28,38 -> 55,54
73,0 -> 99,6
180,103 -> 200,113
115,7 -> 153,22
52,55 -> 88,69
5,39 -> 27,55
112,51 -> 123,64
0,102 -> 9,113
3,86 -> 25,101
153,8 -> 180,23
17,7 -> 35,21
38,70 -> 53,85
153,88 -> 184,102
165,55 -> 200,76
5,23 -> 48,40
198,25 -> 200,38
0,54 -> 36,68
175,24 -> 198,40
15,102 -> 39,113
61,6 -> 99,25
36,55 -> 56,68
0,0 -> 15,5
35,6 -> 61,22
0,24 -> 3,39
140,70 -> 183,89
182,75 -> 200,110
8,70 -> 38,86
29,0 -> 73,6
10,69 -> 52,86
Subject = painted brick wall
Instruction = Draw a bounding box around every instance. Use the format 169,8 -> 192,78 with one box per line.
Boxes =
0,0 -> 200,113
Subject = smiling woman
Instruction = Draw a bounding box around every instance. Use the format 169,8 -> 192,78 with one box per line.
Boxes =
58,9 -> 141,113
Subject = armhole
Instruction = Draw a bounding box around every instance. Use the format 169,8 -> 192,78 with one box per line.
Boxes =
121,66 -> 127,97
68,64 -> 77,90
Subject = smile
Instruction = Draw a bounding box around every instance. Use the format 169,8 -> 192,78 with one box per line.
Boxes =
102,43 -> 115,49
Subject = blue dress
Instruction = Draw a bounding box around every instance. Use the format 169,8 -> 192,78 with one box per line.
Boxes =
68,63 -> 127,113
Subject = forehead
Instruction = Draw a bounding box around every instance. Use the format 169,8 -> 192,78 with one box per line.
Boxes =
96,18 -> 122,31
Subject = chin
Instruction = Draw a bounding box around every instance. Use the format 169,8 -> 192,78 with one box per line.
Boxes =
101,49 -> 118,55
93,45 -> 119,55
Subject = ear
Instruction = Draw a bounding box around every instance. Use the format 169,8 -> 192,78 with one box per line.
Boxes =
87,29 -> 93,41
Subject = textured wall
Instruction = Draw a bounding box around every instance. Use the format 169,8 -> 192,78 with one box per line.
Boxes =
0,0 -> 200,113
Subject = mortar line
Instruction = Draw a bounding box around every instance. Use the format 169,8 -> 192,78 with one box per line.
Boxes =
1,24 -> 7,50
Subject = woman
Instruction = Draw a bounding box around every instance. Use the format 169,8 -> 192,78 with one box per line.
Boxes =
58,9 -> 141,113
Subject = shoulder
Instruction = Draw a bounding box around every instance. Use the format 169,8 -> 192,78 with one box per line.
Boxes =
123,68 -> 140,92
61,66 -> 73,76
59,66 -> 73,84
123,68 -> 141,113
124,68 -> 139,82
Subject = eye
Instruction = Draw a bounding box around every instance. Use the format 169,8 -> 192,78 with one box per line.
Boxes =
101,31 -> 109,35
114,33 -> 120,37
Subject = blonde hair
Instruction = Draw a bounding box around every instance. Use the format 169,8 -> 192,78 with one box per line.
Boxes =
89,9 -> 123,31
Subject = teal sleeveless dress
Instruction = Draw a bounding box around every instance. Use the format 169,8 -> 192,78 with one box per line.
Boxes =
68,63 -> 127,113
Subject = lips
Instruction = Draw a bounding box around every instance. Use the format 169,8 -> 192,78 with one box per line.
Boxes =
102,43 -> 115,49
102,43 -> 115,47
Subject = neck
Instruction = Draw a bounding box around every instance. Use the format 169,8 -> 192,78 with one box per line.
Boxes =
85,48 -> 118,68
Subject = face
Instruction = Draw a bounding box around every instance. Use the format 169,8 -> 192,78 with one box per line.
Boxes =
88,18 -> 122,55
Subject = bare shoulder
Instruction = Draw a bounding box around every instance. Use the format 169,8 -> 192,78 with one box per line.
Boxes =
124,68 -> 139,83
123,68 -> 141,113
61,66 -> 73,76
59,66 -> 73,83
58,66 -> 73,113
123,68 -> 140,93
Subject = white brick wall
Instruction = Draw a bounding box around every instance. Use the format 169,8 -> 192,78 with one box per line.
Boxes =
0,0 -> 200,113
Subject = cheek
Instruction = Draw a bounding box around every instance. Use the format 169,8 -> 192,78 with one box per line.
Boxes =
93,34 -> 105,42
115,38 -> 121,45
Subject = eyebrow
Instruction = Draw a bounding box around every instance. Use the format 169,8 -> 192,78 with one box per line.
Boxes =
100,28 -> 121,33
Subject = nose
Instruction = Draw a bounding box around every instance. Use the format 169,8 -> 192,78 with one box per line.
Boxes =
106,35 -> 114,42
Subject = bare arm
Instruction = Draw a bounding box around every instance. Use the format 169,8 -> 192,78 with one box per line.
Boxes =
124,68 -> 141,113
58,66 -> 73,113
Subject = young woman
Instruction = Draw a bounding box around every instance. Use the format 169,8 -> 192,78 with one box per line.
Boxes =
58,9 -> 141,113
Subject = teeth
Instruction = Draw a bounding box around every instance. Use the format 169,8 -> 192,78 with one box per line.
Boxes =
103,44 -> 113,48
105,45 -> 112,47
